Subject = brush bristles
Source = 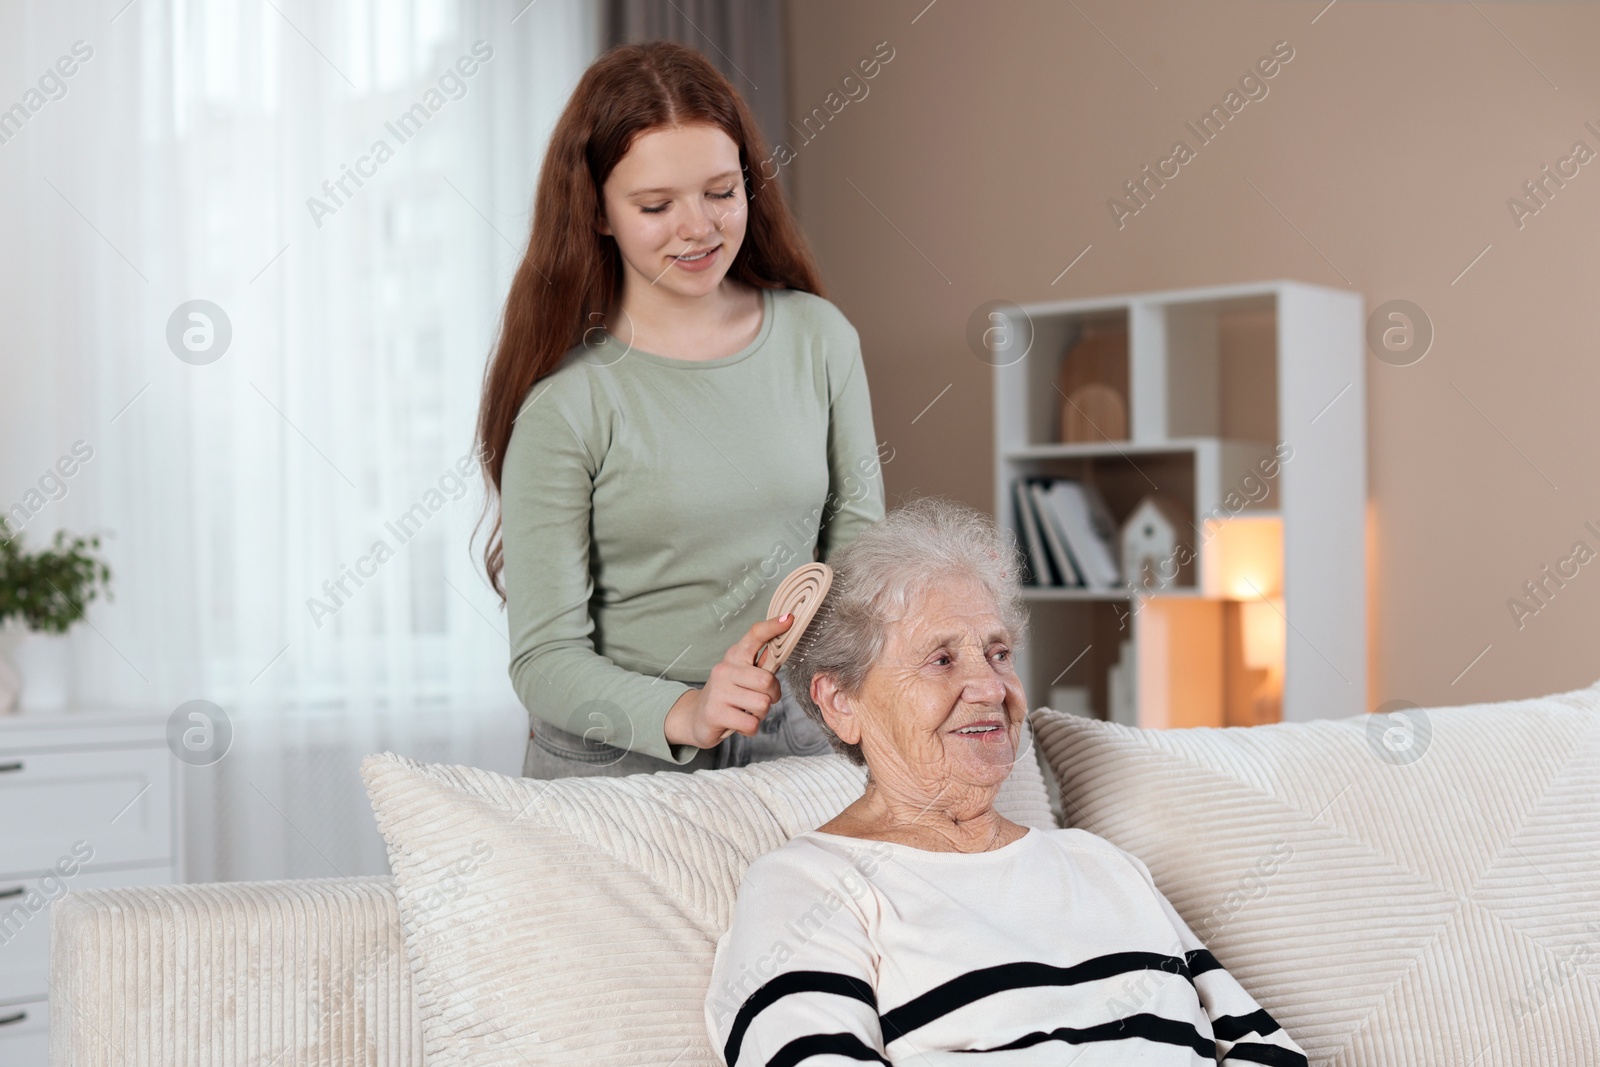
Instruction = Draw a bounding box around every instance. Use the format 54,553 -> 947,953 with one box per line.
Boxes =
781,593 -> 836,669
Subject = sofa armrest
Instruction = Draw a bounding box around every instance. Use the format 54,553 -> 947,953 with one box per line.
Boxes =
49,875 -> 422,1067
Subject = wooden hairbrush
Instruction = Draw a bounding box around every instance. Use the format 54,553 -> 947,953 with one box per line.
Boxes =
713,562 -> 835,743
755,562 -> 835,671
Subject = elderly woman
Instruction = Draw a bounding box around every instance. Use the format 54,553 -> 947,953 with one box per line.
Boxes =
706,498 -> 1307,1066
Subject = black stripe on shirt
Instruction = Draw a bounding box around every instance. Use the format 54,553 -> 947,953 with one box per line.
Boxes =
725,950 -> 1286,1065
1212,1008 -> 1282,1042
880,952 -> 1194,1040
724,971 -> 878,1067
1223,1040 -> 1309,1067
957,1011 -> 1213,1059
767,1032 -> 891,1067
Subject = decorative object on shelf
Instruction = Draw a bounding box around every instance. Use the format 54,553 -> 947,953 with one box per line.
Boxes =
1241,595 -> 1287,724
1062,382 -> 1126,443
1056,320 -> 1129,443
1107,639 -> 1138,726
1121,495 -> 1195,592
0,519 -> 114,714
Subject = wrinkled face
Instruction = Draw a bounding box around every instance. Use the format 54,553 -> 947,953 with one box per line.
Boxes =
846,576 -> 1028,795
597,123 -> 748,300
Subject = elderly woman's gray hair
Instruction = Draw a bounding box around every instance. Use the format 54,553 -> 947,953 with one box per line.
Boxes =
785,497 -> 1029,766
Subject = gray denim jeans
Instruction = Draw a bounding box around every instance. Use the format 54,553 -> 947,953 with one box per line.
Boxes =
521,669 -> 835,779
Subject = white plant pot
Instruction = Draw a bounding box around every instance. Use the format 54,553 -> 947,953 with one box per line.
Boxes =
9,628 -> 73,712
0,630 -> 19,714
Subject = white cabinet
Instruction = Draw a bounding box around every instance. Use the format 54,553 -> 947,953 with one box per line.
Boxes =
0,999 -> 48,1064
992,280 -> 1366,727
0,712 -> 181,1065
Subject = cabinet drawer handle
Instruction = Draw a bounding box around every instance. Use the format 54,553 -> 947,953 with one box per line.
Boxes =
0,761 -> 22,773
0,1010 -> 25,1027
0,886 -> 23,899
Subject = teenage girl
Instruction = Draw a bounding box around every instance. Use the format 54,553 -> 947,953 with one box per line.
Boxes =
475,41 -> 886,778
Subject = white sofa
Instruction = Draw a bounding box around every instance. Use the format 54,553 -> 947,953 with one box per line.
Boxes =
44,753 -> 1054,1067
43,762 -> 1053,1067
51,874 -> 423,1065
48,683 -> 1600,1066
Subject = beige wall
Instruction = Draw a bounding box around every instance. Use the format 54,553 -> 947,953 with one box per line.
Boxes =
783,0 -> 1600,712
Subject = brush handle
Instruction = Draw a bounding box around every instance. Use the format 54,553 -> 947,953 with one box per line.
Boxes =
713,562 -> 835,745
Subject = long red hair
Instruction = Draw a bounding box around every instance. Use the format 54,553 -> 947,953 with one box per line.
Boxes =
475,40 -> 825,601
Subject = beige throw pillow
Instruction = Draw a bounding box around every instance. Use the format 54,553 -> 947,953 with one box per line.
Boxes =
361,735 -> 1057,1066
1029,681 -> 1600,1066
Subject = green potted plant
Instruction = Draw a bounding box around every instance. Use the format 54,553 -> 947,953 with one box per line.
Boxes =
0,519 -> 114,713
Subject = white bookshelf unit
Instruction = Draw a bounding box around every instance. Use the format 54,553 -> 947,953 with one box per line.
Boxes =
992,280 -> 1365,727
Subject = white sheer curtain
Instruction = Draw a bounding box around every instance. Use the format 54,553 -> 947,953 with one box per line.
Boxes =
0,0 -> 600,882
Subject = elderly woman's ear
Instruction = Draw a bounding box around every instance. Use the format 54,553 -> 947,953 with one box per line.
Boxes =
810,674 -> 862,748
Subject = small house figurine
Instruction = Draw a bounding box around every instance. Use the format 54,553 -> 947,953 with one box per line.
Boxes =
1120,495 -> 1193,592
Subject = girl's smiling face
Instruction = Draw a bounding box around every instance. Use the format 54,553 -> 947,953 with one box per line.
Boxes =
598,123 -> 748,299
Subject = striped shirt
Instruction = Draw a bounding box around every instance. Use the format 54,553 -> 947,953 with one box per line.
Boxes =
706,826 -> 1307,1066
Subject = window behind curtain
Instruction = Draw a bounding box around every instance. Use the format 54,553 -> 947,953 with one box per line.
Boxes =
1,0 -> 601,881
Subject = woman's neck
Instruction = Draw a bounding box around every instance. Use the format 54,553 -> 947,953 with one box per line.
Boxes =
824,776 -> 1021,854
609,278 -> 759,361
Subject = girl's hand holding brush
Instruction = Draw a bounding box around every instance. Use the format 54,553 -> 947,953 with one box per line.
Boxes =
663,613 -> 793,749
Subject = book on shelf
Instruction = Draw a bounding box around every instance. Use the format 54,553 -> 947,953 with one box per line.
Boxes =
1028,481 -> 1082,586
1012,478 -> 1056,585
1034,478 -> 1121,590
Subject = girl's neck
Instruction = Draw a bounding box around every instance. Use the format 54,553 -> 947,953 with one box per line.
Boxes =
610,278 -> 757,359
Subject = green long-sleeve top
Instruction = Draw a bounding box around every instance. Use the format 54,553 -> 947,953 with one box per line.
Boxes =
500,286 -> 887,764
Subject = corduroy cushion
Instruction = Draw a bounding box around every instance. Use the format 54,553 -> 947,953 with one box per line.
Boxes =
1029,681 -> 1600,1067
360,731 -> 1056,1067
